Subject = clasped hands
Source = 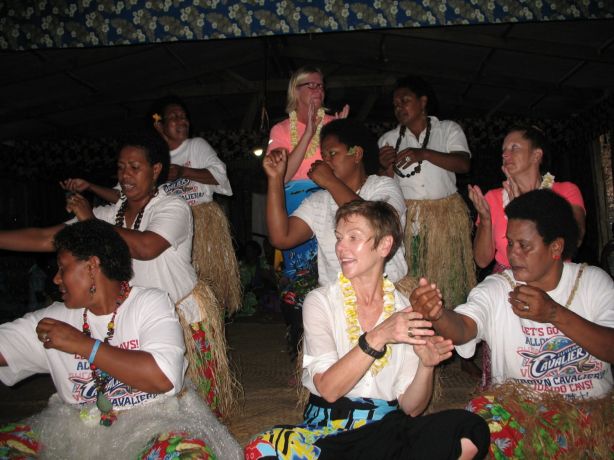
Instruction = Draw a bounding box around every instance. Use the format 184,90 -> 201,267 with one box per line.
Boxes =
378,145 -> 426,173
368,278 -> 452,367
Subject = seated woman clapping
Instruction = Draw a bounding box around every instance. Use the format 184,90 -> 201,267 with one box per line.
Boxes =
0,220 -> 242,459
245,200 -> 489,460
412,189 -> 614,458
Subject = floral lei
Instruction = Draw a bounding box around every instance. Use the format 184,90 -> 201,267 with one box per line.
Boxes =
289,108 -> 326,159
503,172 -> 555,209
339,272 -> 395,376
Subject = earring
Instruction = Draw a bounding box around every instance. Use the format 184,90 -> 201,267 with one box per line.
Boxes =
89,282 -> 97,296
552,254 -> 561,260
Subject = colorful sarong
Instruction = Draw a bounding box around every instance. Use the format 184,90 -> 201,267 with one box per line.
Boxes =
280,179 -> 320,360
0,423 -> 40,459
245,395 -> 397,460
246,394 -> 490,459
137,431 -> 216,459
0,424 -> 217,460
467,391 -> 614,459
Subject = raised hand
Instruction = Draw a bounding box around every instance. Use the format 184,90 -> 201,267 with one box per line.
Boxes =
467,184 -> 491,221
413,335 -> 454,367
509,284 -> 561,323
65,193 -> 95,221
334,104 -> 350,119
409,278 -> 444,322
36,318 -> 91,355
502,166 -> 522,201
263,148 -> 289,180
303,99 -> 325,140
60,178 -> 90,193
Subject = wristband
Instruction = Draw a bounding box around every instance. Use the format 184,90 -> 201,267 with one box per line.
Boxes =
358,332 -> 386,359
88,339 -> 102,364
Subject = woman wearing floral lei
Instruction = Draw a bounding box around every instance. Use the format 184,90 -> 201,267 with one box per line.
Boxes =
266,66 -> 349,361
469,125 -> 586,390
245,200 -> 489,459
469,125 -> 586,273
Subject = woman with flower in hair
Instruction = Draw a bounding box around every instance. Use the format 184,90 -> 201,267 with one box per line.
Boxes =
266,66 -> 349,361
61,95 -> 241,317
245,200 -> 489,459
469,125 -> 586,273
469,126 -> 587,389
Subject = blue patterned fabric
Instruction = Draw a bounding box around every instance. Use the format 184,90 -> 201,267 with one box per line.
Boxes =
1,1 -> 612,50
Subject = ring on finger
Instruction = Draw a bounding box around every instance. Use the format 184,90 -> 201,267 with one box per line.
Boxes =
41,332 -> 49,342
407,327 -> 414,338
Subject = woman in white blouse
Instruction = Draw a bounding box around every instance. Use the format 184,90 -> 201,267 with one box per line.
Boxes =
245,200 -> 489,460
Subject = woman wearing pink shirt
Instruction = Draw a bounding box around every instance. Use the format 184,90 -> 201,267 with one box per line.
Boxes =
468,125 -> 586,389
469,125 -> 586,272
266,67 -> 349,362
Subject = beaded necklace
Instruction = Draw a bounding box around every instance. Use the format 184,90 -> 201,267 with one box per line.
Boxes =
393,117 -> 431,178
340,273 -> 395,376
289,108 -> 326,159
81,280 -> 131,426
114,198 -> 145,230
499,263 -> 585,309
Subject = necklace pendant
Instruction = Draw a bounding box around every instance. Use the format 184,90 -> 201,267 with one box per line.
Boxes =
96,391 -> 114,413
414,164 -> 421,174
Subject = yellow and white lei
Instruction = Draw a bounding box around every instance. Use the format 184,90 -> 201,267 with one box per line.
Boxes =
289,108 -> 326,159
339,272 -> 396,376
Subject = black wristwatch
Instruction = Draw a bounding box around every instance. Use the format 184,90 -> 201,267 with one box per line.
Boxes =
358,332 -> 386,359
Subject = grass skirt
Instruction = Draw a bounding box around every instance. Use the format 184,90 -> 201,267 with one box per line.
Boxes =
467,382 -> 614,459
404,193 -> 476,309
191,201 -> 242,315
176,280 -> 241,420
1,387 -> 242,460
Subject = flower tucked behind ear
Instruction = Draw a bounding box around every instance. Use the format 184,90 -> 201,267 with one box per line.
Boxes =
152,113 -> 162,123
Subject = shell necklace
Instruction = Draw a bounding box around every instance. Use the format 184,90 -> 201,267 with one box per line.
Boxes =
499,263 -> 585,309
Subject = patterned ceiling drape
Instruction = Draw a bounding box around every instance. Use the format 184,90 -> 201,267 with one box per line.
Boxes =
2,0 -> 612,50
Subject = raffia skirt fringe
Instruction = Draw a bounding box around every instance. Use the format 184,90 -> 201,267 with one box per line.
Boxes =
191,201 -> 242,316
176,280 -> 242,420
404,193 -> 476,309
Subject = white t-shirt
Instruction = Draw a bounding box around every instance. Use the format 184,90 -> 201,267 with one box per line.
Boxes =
378,117 -> 470,200
302,281 -> 420,401
70,190 -> 197,304
0,286 -> 186,408
162,138 -> 232,205
292,175 -> 408,285
455,263 -> 614,400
